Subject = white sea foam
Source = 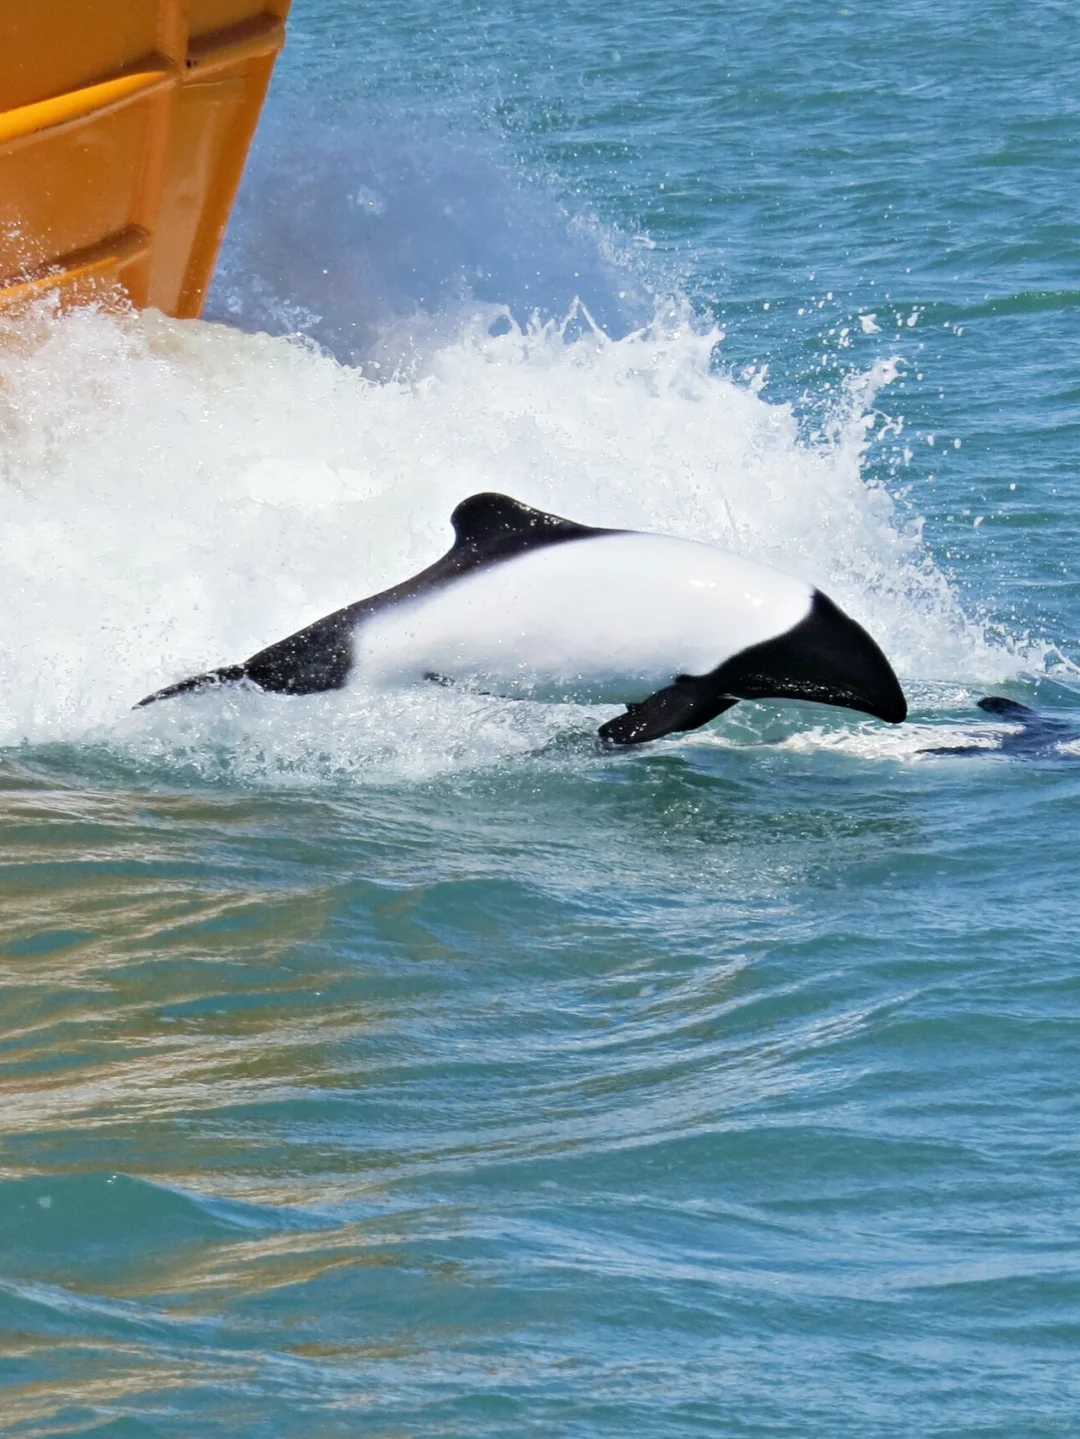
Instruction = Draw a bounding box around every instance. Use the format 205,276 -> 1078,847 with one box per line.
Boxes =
0,299 -> 1033,775
776,721 -> 1005,763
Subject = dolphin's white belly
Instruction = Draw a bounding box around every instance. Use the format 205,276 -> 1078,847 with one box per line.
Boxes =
353,533 -> 813,703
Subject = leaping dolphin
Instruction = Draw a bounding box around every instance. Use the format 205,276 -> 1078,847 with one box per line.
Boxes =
138,492 -> 907,744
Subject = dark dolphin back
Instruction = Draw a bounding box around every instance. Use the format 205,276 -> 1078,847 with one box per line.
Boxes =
921,696 -> 1076,758
137,494 -> 611,705
977,697 -> 1074,756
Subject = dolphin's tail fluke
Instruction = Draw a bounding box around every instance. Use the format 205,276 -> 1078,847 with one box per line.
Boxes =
135,665 -> 247,708
715,590 -> 908,725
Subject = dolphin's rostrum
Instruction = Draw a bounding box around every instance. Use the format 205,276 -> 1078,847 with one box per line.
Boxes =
138,492 -> 907,743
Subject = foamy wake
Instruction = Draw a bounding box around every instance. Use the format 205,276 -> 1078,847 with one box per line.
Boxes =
0,301 -> 1036,778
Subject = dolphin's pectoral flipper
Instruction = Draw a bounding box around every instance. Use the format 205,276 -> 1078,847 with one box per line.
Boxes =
598,680 -> 738,746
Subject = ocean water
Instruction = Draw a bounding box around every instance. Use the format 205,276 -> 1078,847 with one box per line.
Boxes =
2,1 -> 1079,1434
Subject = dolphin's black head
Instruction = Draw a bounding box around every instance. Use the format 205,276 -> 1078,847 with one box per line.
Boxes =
715,590 -> 907,724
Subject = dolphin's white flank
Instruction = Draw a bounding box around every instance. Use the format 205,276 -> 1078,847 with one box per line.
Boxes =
356,532 -> 814,704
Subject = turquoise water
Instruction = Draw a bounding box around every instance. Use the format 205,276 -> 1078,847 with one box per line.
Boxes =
2,2 -> 1080,1434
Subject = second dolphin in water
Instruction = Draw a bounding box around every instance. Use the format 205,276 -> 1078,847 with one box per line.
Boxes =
923,696 -> 1077,758
138,492 -> 907,744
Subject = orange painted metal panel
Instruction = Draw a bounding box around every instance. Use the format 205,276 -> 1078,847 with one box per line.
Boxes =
189,0 -> 291,35
0,2 -> 161,113
0,0 -> 291,317
0,228 -> 152,311
0,99 -> 154,282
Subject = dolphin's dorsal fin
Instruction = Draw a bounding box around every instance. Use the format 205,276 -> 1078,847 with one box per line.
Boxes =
449,492 -> 606,555
976,696 -> 1037,719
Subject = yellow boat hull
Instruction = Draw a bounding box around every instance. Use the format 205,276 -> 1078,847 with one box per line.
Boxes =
0,0 -> 291,317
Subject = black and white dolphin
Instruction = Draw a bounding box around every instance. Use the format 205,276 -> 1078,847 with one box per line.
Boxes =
922,696 -> 1077,758
138,492 -> 907,744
